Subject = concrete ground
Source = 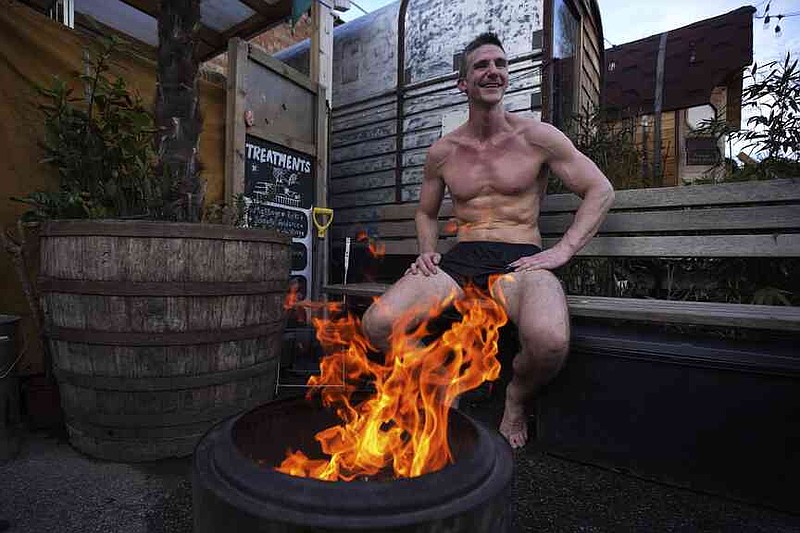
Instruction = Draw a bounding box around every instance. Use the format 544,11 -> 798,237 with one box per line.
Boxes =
2,397 -> 799,533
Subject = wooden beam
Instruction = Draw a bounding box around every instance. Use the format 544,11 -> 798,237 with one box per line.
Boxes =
239,0 -> 284,19
217,1 -> 292,45
652,31 -> 668,185
225,38 -> 249,202
116,0 -> 159,17
115,0 -> 225,53
246,124 -> 316,157
248,44 -> 318,93
20,0 -> 53,13
73,12 -> 156,61
310,0 -> 333,300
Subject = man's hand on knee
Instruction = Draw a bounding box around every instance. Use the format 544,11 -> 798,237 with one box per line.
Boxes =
508,246 -> 571,272
407,252 -> 441,276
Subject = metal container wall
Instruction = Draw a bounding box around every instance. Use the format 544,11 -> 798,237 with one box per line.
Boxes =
193,397 -> 513,532
0,315 -> 21,462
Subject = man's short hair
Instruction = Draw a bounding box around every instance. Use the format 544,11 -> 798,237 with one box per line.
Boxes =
458,32 -> 506,80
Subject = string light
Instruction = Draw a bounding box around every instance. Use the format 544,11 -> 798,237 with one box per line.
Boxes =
350,1 -> 369,15
754,2 -> 800,36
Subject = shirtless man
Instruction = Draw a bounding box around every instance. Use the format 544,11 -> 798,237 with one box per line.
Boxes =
361,32 -> 614,449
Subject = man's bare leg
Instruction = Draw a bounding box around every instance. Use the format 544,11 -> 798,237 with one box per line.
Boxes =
361,271 -> 463,409
495,270 -> 570,448
362,270 -> 462,353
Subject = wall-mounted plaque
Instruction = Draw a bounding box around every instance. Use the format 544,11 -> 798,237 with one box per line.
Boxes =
686,137 -> 721,166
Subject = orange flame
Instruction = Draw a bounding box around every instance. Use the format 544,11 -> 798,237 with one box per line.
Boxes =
276,278 -> 509,481
284,284 -> 300,311
354,229 -> 386,259
443,219 -> 459,235
367,240 -> 386,259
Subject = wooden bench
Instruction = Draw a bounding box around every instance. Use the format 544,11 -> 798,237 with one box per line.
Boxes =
325,177 -> 800,332
323,177 -> 800,512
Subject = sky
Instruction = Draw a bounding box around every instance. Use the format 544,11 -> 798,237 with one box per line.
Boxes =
337,0 -> 799,67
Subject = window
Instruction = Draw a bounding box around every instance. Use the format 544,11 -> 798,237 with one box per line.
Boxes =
49,0 -> 74,29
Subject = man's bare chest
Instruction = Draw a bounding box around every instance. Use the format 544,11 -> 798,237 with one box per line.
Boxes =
442,143 -> 543,200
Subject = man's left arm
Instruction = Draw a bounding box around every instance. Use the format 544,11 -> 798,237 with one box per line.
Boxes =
511,122 -> 615,272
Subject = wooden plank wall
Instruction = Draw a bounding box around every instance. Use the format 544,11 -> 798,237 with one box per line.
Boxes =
630,111 -> 679,187
329,56 -> 543,247
577,0 -> 602,114
330,91 -> 399,212
399,58 -> 543,203
330,177 -> 800,258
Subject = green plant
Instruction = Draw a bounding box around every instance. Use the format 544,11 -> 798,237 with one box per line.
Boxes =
203,194 -> 248,226
552,105 -> 645,193
737,53 -> 799,162
693,52 -> 800,183
13,36 -> 165,221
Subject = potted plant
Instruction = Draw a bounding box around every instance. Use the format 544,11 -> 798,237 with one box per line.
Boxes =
11,5 -> 291,462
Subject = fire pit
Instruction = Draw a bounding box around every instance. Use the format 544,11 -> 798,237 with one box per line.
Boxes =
192,396 -> 513,532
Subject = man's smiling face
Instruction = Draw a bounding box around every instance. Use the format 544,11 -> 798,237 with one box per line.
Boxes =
458,44 -> 509,105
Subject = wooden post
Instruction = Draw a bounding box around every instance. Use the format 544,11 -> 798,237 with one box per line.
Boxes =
652,31 -> 668,187
310,1 -> 333,300
225,38 -> 248,203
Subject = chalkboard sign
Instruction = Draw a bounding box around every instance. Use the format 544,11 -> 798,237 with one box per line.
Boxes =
245,135 -> 315,297
245,136 -> 314,209
247,204 -> 308,238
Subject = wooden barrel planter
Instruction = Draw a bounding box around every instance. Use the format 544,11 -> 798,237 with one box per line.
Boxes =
38,220 -> 291,462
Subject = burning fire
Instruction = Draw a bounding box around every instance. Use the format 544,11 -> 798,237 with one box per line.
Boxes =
284,281 -> 308,323
277,279 -> 508,481
356,230 -> 386,259
443,219 -> 459,235
284,284 -> 300,311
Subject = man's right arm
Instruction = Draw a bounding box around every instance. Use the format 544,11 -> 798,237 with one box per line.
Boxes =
410,140 -> 448,276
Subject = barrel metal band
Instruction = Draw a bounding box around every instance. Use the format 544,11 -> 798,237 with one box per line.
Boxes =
55,357 -> 280,392
38,277 -> 287,296
63,390 -> 277,428
45,320 -> 285,346
40,219 -> 290,244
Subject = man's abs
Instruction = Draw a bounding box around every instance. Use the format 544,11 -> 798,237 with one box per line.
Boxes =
456,219 -> 542,246
451,190 -> 543,246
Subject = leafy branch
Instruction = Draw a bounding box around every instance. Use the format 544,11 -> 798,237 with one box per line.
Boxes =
12,36 -> 163,221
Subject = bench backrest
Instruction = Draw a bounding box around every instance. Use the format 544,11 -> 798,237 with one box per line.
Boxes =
332,178 -> 800,258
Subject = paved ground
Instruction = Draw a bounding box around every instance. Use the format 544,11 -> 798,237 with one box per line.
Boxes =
2,398 -> 799,533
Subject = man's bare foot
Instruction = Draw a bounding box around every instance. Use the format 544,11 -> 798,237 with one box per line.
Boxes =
499,399 -> 528,449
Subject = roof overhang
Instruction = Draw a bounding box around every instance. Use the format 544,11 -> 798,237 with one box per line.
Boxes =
21,0 -> 294,61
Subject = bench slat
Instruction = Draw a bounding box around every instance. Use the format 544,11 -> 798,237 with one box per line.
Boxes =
370,234 -> 800,257
542,178 -> 800,212
331,179 -> 800,225
568,234 -> 800,257
322,283 -> 800,332
332,205 -> 800,241
547,205 -> 800,234
567,296 -> 800,331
